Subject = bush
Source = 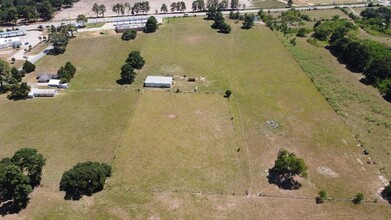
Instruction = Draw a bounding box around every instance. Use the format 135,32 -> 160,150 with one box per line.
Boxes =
219,23 -> 231,34
353,192 -> 364,204
224,89 -> 232,98
22,60 -> 36,73
296,28 -> 307,37
59,161 -> 112,200
144,16 -> 158,33
126,51 -> 145,70
121,29 -> 137,41
316,190 -> 327,204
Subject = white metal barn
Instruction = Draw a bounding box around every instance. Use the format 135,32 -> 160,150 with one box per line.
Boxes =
0,37 -> 22,49
48,79 -> 68,88
28,88 -> 57,98
144,76 -> 173,88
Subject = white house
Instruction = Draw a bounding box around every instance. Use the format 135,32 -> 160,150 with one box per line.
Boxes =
0,37 -> 22,49
144,76 -> 173,88
48,79 -> 68,88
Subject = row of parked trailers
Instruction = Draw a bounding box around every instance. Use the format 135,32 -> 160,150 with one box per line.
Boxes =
114,18 -> 148,33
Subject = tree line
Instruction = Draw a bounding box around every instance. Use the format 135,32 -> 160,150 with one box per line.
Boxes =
0,0 -> 79,24
92,1 -> 151,17
313,19 -> 391,99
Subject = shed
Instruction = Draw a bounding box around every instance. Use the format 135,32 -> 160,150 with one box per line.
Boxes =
144,76 -> 173,88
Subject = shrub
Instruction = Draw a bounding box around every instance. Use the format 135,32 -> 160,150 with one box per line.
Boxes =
121,29 -> 137,41
353,192 -> 364,204
224,89 -> 232,98
219,23 -> 231,34
22,60 -> 36,73
316,190 -> 328,204
144,16 -> 158,33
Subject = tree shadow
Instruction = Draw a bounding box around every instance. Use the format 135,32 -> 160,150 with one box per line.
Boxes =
64,190 -> 83,201
0,201 -> 22,216
380,191 -> 391,204
116,79 -> 126,85
267,168 -> 302,190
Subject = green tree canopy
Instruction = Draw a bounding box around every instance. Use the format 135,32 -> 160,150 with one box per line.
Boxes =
242,13 -> 255,29
59,161 -> 112,200
121,29 -> 137,41
144,16 -> 158,33
22,60 -> 36,73
11,148 -> 46,187
126,51 -> 145,70
120,63 -> 136,84
273,149 -> 308,178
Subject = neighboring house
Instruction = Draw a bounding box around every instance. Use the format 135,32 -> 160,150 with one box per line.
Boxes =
37,74 -> 58,83
144,76 -> 173,88
48,79 -> 68,88
0,37 -> 22,49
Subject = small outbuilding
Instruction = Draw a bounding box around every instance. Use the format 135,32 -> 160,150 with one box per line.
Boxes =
37,74 -> 54,83
48,79 -> 68,88
144,76 -> 173,88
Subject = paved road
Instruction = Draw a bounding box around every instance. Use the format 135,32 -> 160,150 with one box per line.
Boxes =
8,3 -> 370,31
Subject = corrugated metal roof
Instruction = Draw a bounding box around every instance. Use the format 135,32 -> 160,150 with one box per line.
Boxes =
144,76 -> 173,84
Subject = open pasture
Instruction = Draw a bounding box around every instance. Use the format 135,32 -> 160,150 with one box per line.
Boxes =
0,16 -> 390,219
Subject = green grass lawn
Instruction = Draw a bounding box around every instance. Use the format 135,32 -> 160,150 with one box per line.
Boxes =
1,17 -> 391,219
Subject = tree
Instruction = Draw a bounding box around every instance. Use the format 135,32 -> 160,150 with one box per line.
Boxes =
144,16 -> 158,33
288,0 -> 293,7
211,12 -> 224,29
297,28 -> 307,37
59,161 -> 111,200
170,2 -> 177,12
272,149 -> 308,178
231,0 -> 239,9
0,59 -> 11,92
113,3 -> 125,15
124,2 -> 132,15
180,1 -> 186,12
206,6 -> 217,20
5,7 -> 18,24
7,82 -> 31,100
353,192 -> 364,204
64,0 -> 75,7
92,3 -> 100,17
22,60 -> 36,73
76,14 -> 88,26
161,3 -> 168,13
11,148 -> 46,187
316,190 -> 328,204
126,51 -> 145,70
219,22 -> 231,34
10,67 -> 23,84
120,63 -> 136,84
50,32 -> 69,54
38,0 -> 54,20
58,61 -> 77,82
383,181 -> 391,198
378,79 -> 391,98
242,13 -> 255,29
99,4 -> 106,17
0,163 -> 32,208
268,149 -> 307,189
18,6 -> 38,22
121,29 -> 137,41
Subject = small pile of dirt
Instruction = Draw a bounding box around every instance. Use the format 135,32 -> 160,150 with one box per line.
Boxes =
317,166 -> 339,178
167,114 -> 177,119
266,120 -> 279,129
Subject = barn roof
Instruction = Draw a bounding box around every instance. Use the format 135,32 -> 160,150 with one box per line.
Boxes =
144,76 -> 173,84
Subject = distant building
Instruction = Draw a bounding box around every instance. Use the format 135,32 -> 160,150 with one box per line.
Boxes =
114,17 -> 147,32
28,88 -> 57,98
37,74 -> 58,83
0,37 -> 22,49
0,30 -> 26,38
144,76 -> 173,88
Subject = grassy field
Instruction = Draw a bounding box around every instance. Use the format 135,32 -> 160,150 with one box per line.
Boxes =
252,0 -> 287,8
1,16 -> 391,219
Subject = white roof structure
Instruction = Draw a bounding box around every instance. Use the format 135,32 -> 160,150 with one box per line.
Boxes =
28,88 -> 57,98
48,79 -> 61,86
144,76 -> 173,88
